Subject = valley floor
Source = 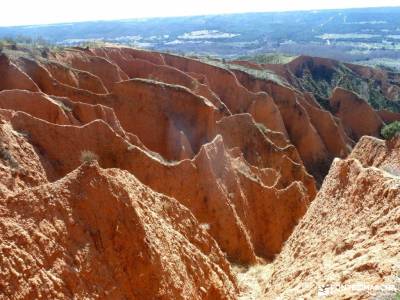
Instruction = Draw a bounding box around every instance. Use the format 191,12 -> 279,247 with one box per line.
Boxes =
233,263 -> 273,300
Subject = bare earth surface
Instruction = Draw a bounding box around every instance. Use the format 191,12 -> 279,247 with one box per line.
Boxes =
0,45 -> 399,299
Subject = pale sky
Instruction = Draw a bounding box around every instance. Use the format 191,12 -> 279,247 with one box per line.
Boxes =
1,0 -> 399,26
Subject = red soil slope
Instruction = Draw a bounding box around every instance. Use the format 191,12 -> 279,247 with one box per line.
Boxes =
1,45 -> 398,299
0,162 -> 238,299
265,139 -> 400,299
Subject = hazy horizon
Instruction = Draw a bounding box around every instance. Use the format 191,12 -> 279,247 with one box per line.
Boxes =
1,0 -> 399,27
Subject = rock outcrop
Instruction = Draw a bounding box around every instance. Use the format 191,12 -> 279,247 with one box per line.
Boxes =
330,87 -> 385,140
0,54 -> 39,92
4,111 -> 312,264
0,162 -> 238,299
231,69 -> 335,181
107,79 -> 221,161
1,44 -> 399,299
50,48 -> 129,91
264,139 -> 400,299
0,113 -> 47,198
260,55 -> 400,111
349,135 -> 400,173
41,59 -> 108,94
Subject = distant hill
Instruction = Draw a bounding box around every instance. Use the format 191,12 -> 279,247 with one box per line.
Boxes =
228,55 -> 400,112
1,7 -> 400,68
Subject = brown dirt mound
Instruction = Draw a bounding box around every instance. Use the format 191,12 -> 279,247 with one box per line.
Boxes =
232,72 -> 332,182
0,90 -> 129,139
89,48 -> 230,114
41,59 -> 108,93
109,78 -> 221,160
0,54 -> 39,92
0,162 -> 238,299
50,48 -> 128,91
330,87 -> 385,141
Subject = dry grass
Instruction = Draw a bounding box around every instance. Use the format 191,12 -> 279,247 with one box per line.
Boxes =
80,150 -> 99,164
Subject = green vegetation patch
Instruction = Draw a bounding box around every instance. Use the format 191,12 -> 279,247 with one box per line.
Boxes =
293,61 -> 400,113
381,121 -> 400,140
